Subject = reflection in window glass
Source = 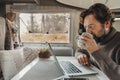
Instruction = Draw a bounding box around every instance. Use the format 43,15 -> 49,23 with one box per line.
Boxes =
20,13 -> 70,43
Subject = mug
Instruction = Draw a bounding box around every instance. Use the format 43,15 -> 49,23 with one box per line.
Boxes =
76,33 -> 93,48
76,35 -> 85,48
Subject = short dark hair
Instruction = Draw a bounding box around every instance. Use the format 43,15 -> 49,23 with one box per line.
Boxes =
81,3 -> 114,25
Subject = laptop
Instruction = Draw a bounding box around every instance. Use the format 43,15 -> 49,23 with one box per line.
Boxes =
46,42 -> 97,78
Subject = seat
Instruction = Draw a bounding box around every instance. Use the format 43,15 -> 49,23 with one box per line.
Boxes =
0,48 -> 24,80
52,47 -> 73,56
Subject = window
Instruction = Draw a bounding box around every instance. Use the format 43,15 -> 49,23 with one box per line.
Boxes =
19,13 -> 70,43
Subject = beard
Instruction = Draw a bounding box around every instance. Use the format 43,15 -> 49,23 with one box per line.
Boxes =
92,28 -> 108,43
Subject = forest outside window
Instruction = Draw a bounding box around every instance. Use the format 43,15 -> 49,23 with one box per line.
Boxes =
19,13 -> 70,43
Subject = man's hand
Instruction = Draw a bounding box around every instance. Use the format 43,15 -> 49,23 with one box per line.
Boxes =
77,54 -> 91,66
81,33 -> 100,54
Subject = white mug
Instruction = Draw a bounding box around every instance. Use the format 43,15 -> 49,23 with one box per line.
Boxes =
76,33 -> 93,48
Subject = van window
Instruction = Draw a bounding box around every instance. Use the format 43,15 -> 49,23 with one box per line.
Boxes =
19,13 -> 70,43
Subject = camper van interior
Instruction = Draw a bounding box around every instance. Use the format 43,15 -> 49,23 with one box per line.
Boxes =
0,0 -> 120,80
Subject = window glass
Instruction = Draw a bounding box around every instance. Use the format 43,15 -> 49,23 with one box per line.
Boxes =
19,13 -> 70,43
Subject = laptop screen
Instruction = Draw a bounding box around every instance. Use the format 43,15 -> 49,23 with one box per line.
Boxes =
46,42 -> 66,76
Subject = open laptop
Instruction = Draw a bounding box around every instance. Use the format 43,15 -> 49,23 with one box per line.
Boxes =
47,42 -> 97,77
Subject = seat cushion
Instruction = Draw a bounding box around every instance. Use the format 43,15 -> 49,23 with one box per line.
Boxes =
23,47 -> 40,65
0,48 -> 24,80
52,47 -> 73,56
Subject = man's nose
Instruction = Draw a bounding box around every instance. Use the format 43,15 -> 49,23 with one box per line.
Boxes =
86,28 -> 92,33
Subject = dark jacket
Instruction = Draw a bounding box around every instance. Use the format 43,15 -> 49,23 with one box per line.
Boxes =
75,27 -> 120,80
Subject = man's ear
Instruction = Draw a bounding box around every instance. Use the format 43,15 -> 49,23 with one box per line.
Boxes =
105,20 -> 111,30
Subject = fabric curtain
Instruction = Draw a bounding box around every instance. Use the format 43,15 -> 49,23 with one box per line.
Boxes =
4,19 -> 14,50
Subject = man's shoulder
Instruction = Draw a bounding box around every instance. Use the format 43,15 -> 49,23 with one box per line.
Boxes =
115,31 -> 120,39
117,31 -> 120,33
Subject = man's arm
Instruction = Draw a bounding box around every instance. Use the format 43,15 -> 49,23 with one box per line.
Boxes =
75,48 -> 100,67
80,33 -> 120,80
92,45 -> 120,80
75,48 -> 91,66
75,48 -> 90,58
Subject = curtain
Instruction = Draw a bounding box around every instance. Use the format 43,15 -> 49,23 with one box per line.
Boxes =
4,19 -> 14,50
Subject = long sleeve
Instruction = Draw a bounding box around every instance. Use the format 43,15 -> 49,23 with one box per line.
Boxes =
92,45 -> 120,80
75,48 -> 100,68
75,48 -> 90,58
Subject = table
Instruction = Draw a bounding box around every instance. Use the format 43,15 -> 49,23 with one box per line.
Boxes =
11,56 -> 109,80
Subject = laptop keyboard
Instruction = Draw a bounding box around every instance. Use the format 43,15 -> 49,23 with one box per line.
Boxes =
59,61 -> 82,74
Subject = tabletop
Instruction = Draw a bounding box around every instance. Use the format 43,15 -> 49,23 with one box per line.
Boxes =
11,56 -> 109,80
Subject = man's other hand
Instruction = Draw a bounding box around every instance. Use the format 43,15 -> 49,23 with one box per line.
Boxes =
77,54 -> 91,66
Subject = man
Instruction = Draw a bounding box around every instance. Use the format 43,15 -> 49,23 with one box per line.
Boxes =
75,3 -> 120,80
